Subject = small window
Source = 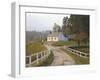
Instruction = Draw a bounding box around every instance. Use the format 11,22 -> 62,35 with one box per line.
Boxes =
51,37 -> 53,40
53,37 -> 56,40
55,37 -> 56,40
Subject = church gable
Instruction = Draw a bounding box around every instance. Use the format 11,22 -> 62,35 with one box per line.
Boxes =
47,32 -> 68,41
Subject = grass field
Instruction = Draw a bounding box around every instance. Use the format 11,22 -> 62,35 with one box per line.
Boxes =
61,48 -> 89,64
70,46 -> 89,53
26,41 -> 46,56
52,41 -> 76,46
52,40 -> 89,53
52,41 -> 89,47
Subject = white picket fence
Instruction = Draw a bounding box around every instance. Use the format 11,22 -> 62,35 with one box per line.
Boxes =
64,46 -> 89,58
26,49 -> 51,67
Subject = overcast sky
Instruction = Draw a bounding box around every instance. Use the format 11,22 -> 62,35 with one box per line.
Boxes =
26,13 -> 70,31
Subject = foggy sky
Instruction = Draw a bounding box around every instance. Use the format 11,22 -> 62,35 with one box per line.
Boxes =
26,13 -> 70,31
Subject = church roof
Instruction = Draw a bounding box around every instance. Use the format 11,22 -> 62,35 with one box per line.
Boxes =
48,32 -> 60,37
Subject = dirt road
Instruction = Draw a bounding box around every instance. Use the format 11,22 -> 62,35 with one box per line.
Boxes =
44,44 -> 75,66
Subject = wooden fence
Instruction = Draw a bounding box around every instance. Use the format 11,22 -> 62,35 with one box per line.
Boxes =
26,49 -> 51,67
64,46 -> 89,58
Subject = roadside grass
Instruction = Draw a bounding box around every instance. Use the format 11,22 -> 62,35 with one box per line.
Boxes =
52,40 -> 89,54
61,48 -> 89,64
52,40 -> 89,47
32,51 -> 54,67
26,41 -> 46,56
69,46 -> 89,53
52,41 -> 76,46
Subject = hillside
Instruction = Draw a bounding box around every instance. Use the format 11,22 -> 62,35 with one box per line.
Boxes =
26,31 -> 50,43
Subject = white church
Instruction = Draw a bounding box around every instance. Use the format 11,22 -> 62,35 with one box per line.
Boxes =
47,32 -> 68,42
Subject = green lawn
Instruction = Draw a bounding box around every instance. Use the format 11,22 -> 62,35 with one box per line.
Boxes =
61,48 -> 89,64
26,41 -> 46,56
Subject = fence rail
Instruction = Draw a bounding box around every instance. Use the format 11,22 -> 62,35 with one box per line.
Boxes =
64,46 -> 89,58
26,49 -> 51,67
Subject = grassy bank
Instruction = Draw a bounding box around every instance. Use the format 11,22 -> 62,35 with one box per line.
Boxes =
69,46 -> 89,53
52,40 -> 89,54
61,48 -> 89,64
52,41 -> 76,46
26,41 -> 46,56
52,41 -> 89,47
37,51 -> 54,66
32,51 -> 54,67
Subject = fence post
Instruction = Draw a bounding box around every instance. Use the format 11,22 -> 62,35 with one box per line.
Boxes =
41,52 -> 43,58
36,53 -> 39,64
79,52 -> 81,57
29,56 -> 31,67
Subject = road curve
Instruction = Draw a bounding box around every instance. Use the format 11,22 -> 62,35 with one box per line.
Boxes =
44,44 -> 75,66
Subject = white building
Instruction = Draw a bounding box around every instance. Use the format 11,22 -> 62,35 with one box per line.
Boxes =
47,32 -> 68,42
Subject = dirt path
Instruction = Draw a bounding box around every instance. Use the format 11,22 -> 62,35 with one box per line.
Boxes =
44,44 -> 75,66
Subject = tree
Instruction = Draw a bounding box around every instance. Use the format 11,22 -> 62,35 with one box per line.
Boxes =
73,32 -> 88,46
69,15 -> 89,46
69,15 -> 89,35
62,16 -> 72,36
53,23 -> 61,32
62,15 -> 89,46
